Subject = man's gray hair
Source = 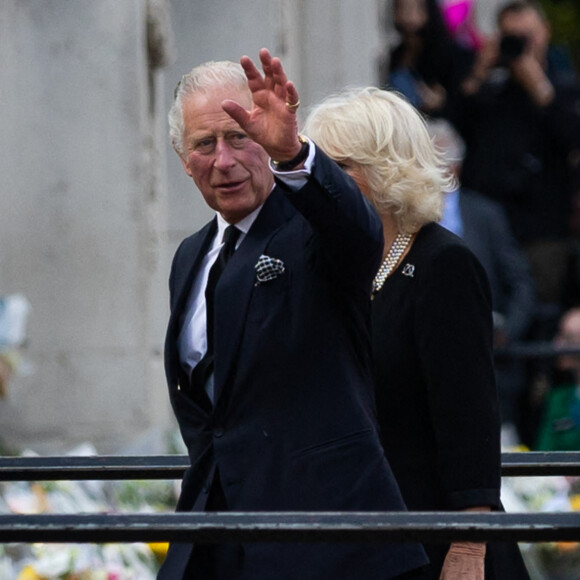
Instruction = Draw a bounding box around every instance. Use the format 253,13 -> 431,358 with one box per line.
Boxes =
426,118 -> 466,168
168,60 -> 248,156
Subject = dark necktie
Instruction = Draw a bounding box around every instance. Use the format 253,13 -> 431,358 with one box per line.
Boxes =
190,225 -> 241,391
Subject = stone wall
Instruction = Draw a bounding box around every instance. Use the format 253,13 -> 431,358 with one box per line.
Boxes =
0,0 -> 171,453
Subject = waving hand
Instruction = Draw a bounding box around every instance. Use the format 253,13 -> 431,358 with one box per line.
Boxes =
222,48 -> 302,163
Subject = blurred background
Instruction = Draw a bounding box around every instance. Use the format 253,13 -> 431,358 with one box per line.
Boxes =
0,0 -> 578,455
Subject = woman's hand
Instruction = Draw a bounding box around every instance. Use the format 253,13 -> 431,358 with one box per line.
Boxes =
440,506 -> 489,579
509,53 -> 554,107
417,81 -> 447,112
221,48 -> 302,162
439,541 -> 485,580
461,35 -> 499,95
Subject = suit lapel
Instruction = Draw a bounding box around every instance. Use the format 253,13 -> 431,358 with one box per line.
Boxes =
213,188 -> 295,403
171,220 -> 216,323
165,219 -> 216,387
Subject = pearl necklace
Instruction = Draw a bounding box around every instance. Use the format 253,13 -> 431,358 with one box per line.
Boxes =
372,233 -> 413,295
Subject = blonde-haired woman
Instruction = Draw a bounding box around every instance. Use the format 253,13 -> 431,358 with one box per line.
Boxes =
304,87 -> 529,580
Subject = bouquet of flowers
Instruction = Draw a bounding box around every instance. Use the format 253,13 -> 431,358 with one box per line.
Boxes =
0,444 -> 177,579
503,467 -> 580,579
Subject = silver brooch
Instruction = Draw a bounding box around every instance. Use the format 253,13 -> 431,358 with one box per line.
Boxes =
402,263 -> 415,277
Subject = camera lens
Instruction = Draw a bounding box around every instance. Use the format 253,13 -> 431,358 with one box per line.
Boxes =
499,35 -> 527,64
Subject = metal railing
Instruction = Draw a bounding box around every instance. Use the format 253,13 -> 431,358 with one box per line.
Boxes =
1,511 -> 579,544
1,342 -> 579,545
0,452 -> 580,481
0,452 -> 579,544
494,342 -> 580,360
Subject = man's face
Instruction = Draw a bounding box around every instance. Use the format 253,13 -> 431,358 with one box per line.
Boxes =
499,8 -> 551,65
394,0 -> 428,35
178,86 -> 274,224
555,310 -> 580,376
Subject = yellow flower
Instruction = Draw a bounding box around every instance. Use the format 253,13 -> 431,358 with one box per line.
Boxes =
570,494 -> 580,511
556,541 -> 580,552
17,565 -> 44,580
148,541 -> 170,562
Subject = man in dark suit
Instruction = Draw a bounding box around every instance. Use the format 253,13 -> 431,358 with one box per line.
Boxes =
429,118 -> 536,446
158,49 -> 427,579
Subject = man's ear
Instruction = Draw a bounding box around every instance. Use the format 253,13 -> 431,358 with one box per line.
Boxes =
177,150 -> 193,178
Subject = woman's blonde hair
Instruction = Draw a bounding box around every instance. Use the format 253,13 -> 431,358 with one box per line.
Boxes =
303,87 -> 454,233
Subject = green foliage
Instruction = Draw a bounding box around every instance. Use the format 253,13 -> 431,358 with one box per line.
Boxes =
538,0 -> 580,71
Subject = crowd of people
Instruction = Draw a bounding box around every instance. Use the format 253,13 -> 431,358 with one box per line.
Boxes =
157,1 -> 580,578
383,0 -> 580,449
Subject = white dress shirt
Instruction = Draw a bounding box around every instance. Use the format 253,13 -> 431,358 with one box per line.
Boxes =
177,207 -> 261,402
440,189 -> 464,238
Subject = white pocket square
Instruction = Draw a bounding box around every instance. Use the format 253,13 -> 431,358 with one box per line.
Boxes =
255,254 -> 285,284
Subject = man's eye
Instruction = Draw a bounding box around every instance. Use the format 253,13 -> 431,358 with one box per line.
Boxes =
195,139 -> 215,153
226,133 -> 248,148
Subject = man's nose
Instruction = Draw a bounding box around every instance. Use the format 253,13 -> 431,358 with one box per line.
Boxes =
214,139 -> 236,170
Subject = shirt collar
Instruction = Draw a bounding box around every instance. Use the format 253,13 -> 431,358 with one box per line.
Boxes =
440,189 -> 463,237
216,203 -> 263,240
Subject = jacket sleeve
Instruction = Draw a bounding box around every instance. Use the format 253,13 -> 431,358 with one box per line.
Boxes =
537,81 -> 580,153
275,145 -> 384,296
415,243 -> 502,510
485,201 -> 536,341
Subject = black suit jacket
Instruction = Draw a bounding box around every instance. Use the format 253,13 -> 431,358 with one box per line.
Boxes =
158,148 -> 428,579
459,189 -> 535,342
